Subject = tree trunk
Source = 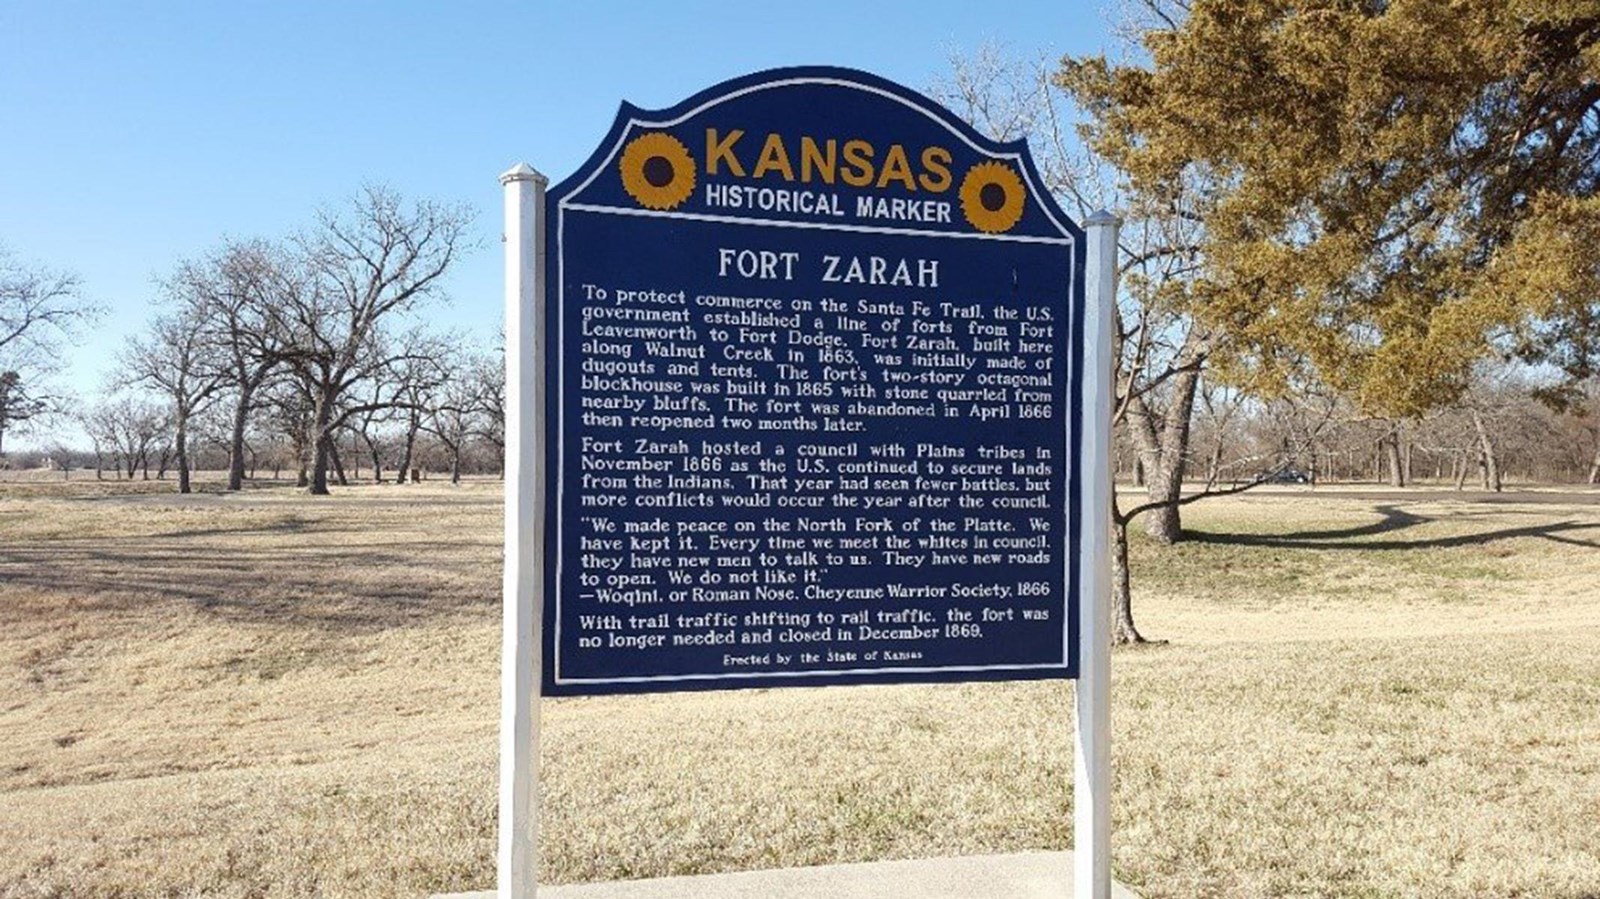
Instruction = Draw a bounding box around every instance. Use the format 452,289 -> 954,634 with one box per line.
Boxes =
175,418 -> 191,495
1144,463 -> 1184,543
1454,453 -> 1468,490
1382,433 -> 1405,487
1128,368 -> 1200,545
226,386 -> 254,491
308,390 -> 337,495
310,436 -> 331,494
1111,516 -> 1145,645
290,427 -> 308,488
450,448 -> 461,485
397,419 -> 419,484
1588,441 -> 1600,485
329,440 -> 349,487
1471,410 -> 1502,492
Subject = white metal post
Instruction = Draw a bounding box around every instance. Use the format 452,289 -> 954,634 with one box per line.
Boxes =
500,162 -> 547,899
1076,210 -> 1119,899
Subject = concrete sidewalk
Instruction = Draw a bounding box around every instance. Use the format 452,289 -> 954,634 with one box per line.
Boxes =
434,851 -> 1142,898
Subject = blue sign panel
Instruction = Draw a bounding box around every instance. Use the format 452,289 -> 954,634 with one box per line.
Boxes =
543,67 -> 1085,695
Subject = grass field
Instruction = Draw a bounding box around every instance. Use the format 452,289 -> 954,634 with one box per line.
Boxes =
2,476 -> 1599,898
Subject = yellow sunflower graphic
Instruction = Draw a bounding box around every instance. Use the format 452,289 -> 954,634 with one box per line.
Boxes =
619,132 -> 696,210
959,161 -> 1026,233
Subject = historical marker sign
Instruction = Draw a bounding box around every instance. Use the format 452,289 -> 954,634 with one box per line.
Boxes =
541,67 -> 1086,695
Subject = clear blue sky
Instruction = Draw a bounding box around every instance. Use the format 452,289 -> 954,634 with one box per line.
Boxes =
0,1 -> 1114,414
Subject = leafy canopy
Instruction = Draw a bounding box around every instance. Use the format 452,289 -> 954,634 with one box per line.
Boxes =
1059,1 -> 1600,416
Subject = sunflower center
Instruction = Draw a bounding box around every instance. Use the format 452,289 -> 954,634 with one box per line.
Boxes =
642,156 -> 675,188
979,183 -> 1008,212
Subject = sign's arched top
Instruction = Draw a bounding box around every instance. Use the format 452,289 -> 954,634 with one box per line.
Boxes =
551,66 -> 1083,245
540,64 -> 1088,696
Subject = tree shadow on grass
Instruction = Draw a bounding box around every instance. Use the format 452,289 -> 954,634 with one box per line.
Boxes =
1188,504 -> 1600,551
146,515 -> 319,540
0,538 -> 497,632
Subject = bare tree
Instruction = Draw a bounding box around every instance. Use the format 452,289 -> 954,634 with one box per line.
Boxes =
169,240 -> 295,491
347,380 -> 398,483
938,34 -> 1338,643
122,304 -> 230,494
470,350 -> 506,475
82,396 -> 169,480
0,246 -> 90,370
0,370 -> 47,457
424,355 -> 482,485
364,329 -> 452,484
190,401 -> 244,476
259,371 -> 318,488
1579,391 -> 1600,485
1,246 -> 95,459
274,187 -> 472,495
1190,378 -> 1247,485
937,45 -> 1210,642
1455,364 -> 1558,492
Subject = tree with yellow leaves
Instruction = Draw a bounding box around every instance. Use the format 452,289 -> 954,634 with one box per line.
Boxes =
1060,0 -> 1600,417
1045,0 -> 1600,641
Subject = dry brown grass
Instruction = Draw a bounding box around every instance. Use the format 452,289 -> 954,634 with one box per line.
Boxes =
2,478 -> 1598,898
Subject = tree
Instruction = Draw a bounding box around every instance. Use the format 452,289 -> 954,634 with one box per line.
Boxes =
347,381 -> 398,484
1454,363 -> 1558,491
83,396 -> 169,480
1046,0 -> 1600,640
375,330 -> 452,484
424,355 -> 483,485
171,240 -> 294,491
0,246 -> 94,459
0,370 -> 47,457
470,350 -> 506,475
276,187 -> 472,495
1061,0 -> 1600,418
1573,389 -> 1600,485
0,246 -> 88,370
943,33 -> 1220,548
123,306 -> 229,494
190,401 -> 248,479
939,39 -> 1320,643
260,371 -> 318,488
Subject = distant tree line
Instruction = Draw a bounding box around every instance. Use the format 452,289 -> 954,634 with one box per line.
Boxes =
10,186 -> 503,494
1123,362 -> 1600,493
